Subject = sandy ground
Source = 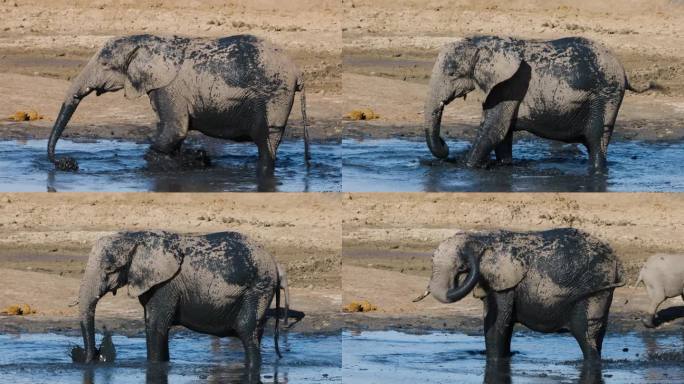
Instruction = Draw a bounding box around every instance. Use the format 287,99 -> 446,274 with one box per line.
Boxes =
0,193 -> 342,333
341,193 -> 684,331
341,0 -> 684,141
0,0 -> 342,141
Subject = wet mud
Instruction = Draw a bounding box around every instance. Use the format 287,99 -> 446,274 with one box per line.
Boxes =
0,330 -> 341,383
0,138 -> 341,192
343,330 -> 684,384
341,138 -> 684,192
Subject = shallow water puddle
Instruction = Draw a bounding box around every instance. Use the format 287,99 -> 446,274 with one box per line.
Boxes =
0,331 -> 341,383
343,330 -> 684,383
0,138 -> 341,192
341,138 -> 684,192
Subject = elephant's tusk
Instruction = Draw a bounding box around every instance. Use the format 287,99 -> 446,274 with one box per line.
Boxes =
68,300 -> 79,307
412,290 -> 431,302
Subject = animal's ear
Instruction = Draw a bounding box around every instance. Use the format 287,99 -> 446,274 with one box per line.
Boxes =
473,48 -> 522,95
479,246 -> 525,292
124,44 -> 182,99
127,235 -> 183,297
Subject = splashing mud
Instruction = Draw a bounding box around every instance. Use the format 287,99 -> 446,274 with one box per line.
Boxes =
0,138 -> 341,192
0,331 -> 341,383
343,330 -> 684,383
341,138 -> 684,192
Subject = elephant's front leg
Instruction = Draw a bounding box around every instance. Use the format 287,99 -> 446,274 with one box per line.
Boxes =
148,89 -> 189,155
466,101 -> 519,168
483,291 -> 515,359
494,128 -> 514,165
142,290 -> 177,362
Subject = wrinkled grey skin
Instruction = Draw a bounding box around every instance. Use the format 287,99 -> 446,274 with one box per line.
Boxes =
48,34 -> 309,176
425,35 -> 646,172
77,230 -> 281,383
634,253 -> 684,328
417,228 -> 624,360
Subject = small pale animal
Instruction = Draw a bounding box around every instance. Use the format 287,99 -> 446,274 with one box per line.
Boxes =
634,253 -> 684,327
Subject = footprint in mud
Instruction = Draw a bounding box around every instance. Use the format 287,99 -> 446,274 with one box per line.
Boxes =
143,148 -> 212,171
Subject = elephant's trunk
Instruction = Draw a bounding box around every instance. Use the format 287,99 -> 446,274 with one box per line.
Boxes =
48,100 -> 79,164
432,250 -> 480,303
424,86 -> 449,159
78,279 -> 102,363
48,60 -> 100,170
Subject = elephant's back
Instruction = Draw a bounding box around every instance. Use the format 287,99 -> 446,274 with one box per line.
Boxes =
184,232 -> 277,287
527,228 -> 620,288
526,37 -> 626,91
185,35 -> 297,96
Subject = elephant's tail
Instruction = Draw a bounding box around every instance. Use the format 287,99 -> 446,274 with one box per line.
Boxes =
297,78 -> 311,166
633,270 -> 644,289
274,273 -> 283,359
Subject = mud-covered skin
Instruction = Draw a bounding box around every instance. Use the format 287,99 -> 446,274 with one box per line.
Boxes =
634,253 -> 684,328
48,34 -> 308,177
77,230 -> 280,383
425,35 -> 629,172
426,228 -> 623,360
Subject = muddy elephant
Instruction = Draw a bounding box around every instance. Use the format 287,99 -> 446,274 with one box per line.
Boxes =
425,35 -> 649,172
48,34 -> 309,175
76,230 -> 283,383
414,228 -> 624,360
634,253 -> 684,328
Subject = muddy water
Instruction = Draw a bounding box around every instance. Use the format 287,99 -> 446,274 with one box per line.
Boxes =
0,331 -> 341,383
343,330 -> 684,383
341,138 -> 684,192
0,138 -> 341,192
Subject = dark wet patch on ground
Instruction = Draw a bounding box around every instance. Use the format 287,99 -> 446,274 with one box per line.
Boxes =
0,331 -> 341,383
0,137 -> 341,192
341,138 -> 684,192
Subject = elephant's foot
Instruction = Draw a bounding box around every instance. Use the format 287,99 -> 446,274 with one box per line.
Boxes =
641,316 -> 657,328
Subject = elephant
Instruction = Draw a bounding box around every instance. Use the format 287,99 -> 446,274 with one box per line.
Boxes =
48,34 -> 309,176
75,230 -> 284,383
425,35 -> 649,172
413,228 -> 624,360
634,253 -> 684,328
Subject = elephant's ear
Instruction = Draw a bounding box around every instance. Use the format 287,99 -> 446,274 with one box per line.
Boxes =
479,246 -> 526,292
127,235 -> 183,297
473,49 -> 522,95
124,44 -> 183,99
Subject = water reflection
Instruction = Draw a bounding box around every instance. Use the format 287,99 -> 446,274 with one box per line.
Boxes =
0,332 -> 341,383
0,139 -> 340,192
341,138 -> 684,192
342,330 -> 684,383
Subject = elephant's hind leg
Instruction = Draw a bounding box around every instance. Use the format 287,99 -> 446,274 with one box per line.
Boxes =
585,97 -> 621,173
483,291 -> 515,360
568,290 -> 612,360
236,292 -> 271,384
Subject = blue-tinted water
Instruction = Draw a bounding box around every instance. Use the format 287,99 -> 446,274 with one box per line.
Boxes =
341,138 -> 684,192
0,331 -> 341,383
0,138 -> 340,192
343,330 -> 684,383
